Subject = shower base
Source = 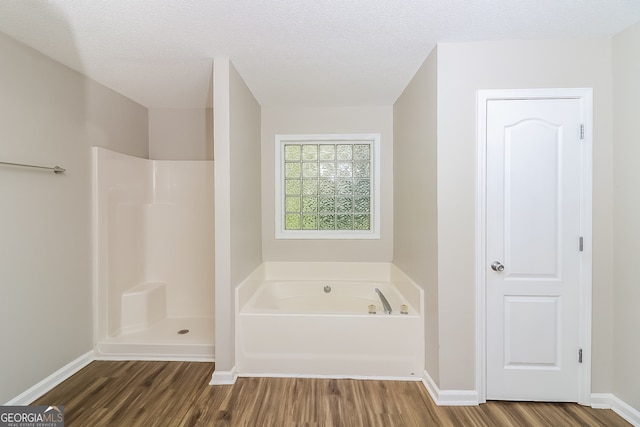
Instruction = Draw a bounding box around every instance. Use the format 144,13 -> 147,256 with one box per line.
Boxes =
95,317 -> 214,362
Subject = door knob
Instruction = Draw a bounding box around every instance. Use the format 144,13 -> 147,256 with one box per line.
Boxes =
491,261 -> 505,272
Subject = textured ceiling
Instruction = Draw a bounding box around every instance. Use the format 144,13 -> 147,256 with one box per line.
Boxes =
0,1 -> 639,109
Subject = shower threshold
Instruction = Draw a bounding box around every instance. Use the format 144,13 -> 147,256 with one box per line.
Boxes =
95,317 -> 214,362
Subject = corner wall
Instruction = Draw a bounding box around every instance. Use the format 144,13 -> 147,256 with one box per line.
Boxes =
149,108 -> 213,160
393,47 -> 440,385
230,63 -> 263,284
213,59 -> 262,378
0,31 -> 148,404
261,106 -> 393,262
612,21 -> 640,412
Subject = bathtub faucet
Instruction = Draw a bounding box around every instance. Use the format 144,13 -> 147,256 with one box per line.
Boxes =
375,288 -> 392,314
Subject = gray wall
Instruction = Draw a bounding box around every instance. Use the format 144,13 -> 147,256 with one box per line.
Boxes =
149,108 -> 213,160
393,47 -> 440,385
213,59 -> 262,374
392,37 -> 616,395
435,38 -> 613,391
230,63 -> 263,285
261,106 -> 394,262
0,31 -> 148,404
612,20 -> 640,412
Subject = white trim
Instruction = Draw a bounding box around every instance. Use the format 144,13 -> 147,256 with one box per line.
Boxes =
475,88 -> 593,404
4,350 -> 94,405
94,355 -> 214,362
210,366 -> 238,385
422,370 -> 479,406
274,133 -> 381,240
591,393 -> 640,426
213,58 -> 234,388
476,91 -> 489,403
91,148 -> 101,351
577,88 -> 594,406
238,373 -> 422,382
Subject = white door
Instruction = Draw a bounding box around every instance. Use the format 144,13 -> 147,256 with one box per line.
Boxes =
485,97 -> 586,401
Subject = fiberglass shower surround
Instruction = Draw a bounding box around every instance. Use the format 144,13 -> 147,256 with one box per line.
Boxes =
93,147 -> 215,360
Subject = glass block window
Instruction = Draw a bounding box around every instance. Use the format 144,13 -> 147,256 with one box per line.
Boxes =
275,134 -> 380,239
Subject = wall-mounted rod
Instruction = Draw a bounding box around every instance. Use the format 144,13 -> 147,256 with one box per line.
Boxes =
0,161 -> 66,174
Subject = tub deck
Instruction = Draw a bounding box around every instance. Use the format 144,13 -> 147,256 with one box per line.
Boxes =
243,280 -> 418,316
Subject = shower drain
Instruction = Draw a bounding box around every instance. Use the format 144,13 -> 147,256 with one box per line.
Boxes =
177,329 -> 190,335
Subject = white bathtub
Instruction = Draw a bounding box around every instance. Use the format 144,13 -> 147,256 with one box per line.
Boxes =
236,263 -> 424,379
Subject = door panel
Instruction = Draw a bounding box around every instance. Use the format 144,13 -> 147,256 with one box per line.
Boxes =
504,296 -> 559,367
486,98 -> 582,402
505,119 -> 560,278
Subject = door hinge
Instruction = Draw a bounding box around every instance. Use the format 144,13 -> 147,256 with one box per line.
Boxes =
579,236 -> 584,252
580,124 -> 585,140
579,348 -> 583,364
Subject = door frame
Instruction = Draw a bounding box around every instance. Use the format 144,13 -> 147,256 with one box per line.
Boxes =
475,88 -> 593,405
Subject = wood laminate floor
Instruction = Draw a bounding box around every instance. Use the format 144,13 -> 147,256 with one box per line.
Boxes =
33,361 -> 630,426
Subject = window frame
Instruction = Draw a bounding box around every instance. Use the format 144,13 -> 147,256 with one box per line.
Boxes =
275,133 -> 381,240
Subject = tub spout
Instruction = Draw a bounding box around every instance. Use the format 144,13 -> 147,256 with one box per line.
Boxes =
375,288 -> 392,314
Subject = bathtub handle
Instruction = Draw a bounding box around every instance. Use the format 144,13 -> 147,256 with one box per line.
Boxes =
375,288 -> 392,315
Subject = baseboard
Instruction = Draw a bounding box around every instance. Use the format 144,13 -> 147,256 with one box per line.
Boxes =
210,366 -> 238,385
422,370 -> 479,406
94,354 -> 214,363
5,350 -> 95,405
237,372 -> 422,382
591,393 -> 640,426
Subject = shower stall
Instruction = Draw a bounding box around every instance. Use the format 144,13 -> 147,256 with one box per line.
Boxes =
93,147 -> 214,360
